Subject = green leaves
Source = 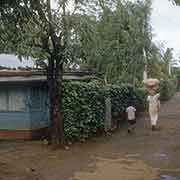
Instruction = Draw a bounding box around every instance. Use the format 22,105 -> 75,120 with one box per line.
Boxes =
73,0 -> 153,84
62,81 -> 104,141
62,81 -> 146,141
62,78 -> 176,142
159,79 -> 177,101
171,0 -> 180,5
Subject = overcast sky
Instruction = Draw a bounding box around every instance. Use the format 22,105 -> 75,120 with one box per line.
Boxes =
151,0 -> 180,57
0,0 -> 180,67
0,55 -> 34,67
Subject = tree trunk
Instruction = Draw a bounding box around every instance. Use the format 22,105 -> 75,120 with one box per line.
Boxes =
47,58 -> 64,146
55,62 -> 65,145
47,59 -> 55,141
45,0 -> 65,147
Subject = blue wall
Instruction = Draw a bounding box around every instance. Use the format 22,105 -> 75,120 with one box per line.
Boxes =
0,85 -> 50,130
29,87 -> 50,129
0,112 -> 30,130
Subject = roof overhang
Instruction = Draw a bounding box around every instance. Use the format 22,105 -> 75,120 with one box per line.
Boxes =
0,70 -> 99,85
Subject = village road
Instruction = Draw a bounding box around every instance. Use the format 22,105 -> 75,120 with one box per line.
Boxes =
1,93 -> 180,180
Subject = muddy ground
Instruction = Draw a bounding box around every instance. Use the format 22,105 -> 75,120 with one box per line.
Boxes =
1,93 -> 180,180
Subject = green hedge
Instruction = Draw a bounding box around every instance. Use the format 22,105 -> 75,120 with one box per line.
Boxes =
103,84 -> 146,118
63,82 -> 104,141
159,79 -> 177,101
63,82 -> 146,141
62,79 -> 176,141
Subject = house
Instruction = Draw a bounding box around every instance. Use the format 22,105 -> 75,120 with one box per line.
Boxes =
0,70 -> 97,140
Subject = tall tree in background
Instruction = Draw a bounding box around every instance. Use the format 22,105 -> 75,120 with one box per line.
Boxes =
163,48 -> 174,76
77,0 -> 174,84
77,0 -> 153,85
172,0 -> 180,5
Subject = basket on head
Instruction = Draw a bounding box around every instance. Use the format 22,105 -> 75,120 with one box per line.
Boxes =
143,78 -> 160,94
143,78 -> 160,87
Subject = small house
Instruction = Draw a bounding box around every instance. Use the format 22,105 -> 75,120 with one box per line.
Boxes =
0,70 -> 97,140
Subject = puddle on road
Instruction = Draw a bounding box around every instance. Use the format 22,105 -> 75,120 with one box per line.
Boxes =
71,157 -> 158,180
144,152 -> 170,165
153,153 -> 169,160
160,174 -> 177,180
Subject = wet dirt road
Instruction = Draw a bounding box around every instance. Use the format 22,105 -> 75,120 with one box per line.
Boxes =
1,93 -> 180,180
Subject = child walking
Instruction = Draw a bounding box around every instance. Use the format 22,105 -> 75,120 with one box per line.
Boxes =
126,106 -> 136,133
147,92 -> 160,131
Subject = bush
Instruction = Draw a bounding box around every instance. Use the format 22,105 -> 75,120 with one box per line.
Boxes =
103,84 -> 146,118
63,82 -> 104,141
62,78 -> 177,141
63,82 -> 146,141
159,79 -> 177,101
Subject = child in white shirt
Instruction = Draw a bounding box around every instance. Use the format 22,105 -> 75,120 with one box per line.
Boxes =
126,106 -> 136,133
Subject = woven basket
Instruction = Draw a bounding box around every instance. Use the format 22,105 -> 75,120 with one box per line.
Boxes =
143,78 -> 160,87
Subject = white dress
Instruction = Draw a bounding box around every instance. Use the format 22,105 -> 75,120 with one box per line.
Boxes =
147,93 -> 160,126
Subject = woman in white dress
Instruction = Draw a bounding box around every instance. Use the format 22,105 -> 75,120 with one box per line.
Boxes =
147,92 -> 160,131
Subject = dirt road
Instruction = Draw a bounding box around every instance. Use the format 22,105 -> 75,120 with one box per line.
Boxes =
1,93 -> 180,180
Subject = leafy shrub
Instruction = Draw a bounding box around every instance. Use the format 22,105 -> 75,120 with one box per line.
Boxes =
63,82 -> 104,141
159,79 -> 177,101
62,78 -> 177,142
63,82 -> 146,141
103,84 -> 146,118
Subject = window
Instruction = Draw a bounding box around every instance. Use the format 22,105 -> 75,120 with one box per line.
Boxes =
0,90 -> 7,111
0,89 -> 26,112
30,88 -> 41,111
9,90 -> 26,111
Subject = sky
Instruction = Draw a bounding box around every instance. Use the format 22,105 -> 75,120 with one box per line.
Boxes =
0,0 -> 180,67
151,0 -> 180,58
0,55 -> 34,68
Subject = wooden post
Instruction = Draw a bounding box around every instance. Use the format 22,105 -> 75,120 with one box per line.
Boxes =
105,97 -> 112,131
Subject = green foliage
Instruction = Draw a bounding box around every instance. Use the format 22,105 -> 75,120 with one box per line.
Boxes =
63,81 -> 146,141
103,84 -> 147,117
76,0 -> 153,84
63,82 -> 104,141
159,79 -> 177,101
171,0 -> 180,5
73,1 -> 175,85
63,78 -> 177,141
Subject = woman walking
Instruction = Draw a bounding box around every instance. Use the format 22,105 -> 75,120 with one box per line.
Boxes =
143,78 -> 160,131
147,91 -> 160,131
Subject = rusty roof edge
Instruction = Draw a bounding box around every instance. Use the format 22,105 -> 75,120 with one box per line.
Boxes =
0,70 -> 101,77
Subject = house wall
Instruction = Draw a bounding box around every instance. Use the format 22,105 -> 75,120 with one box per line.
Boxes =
0,86 -> 30,130
29,86 -> 50,129
0,85 -> 50,131
0,112 -> 30,130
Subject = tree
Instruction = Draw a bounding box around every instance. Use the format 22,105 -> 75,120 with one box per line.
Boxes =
162,48 -> 173,76
171,0 -> 180,5
76,0 -> 153,85
147,43 -> 165,79
0,0 -> 90,146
